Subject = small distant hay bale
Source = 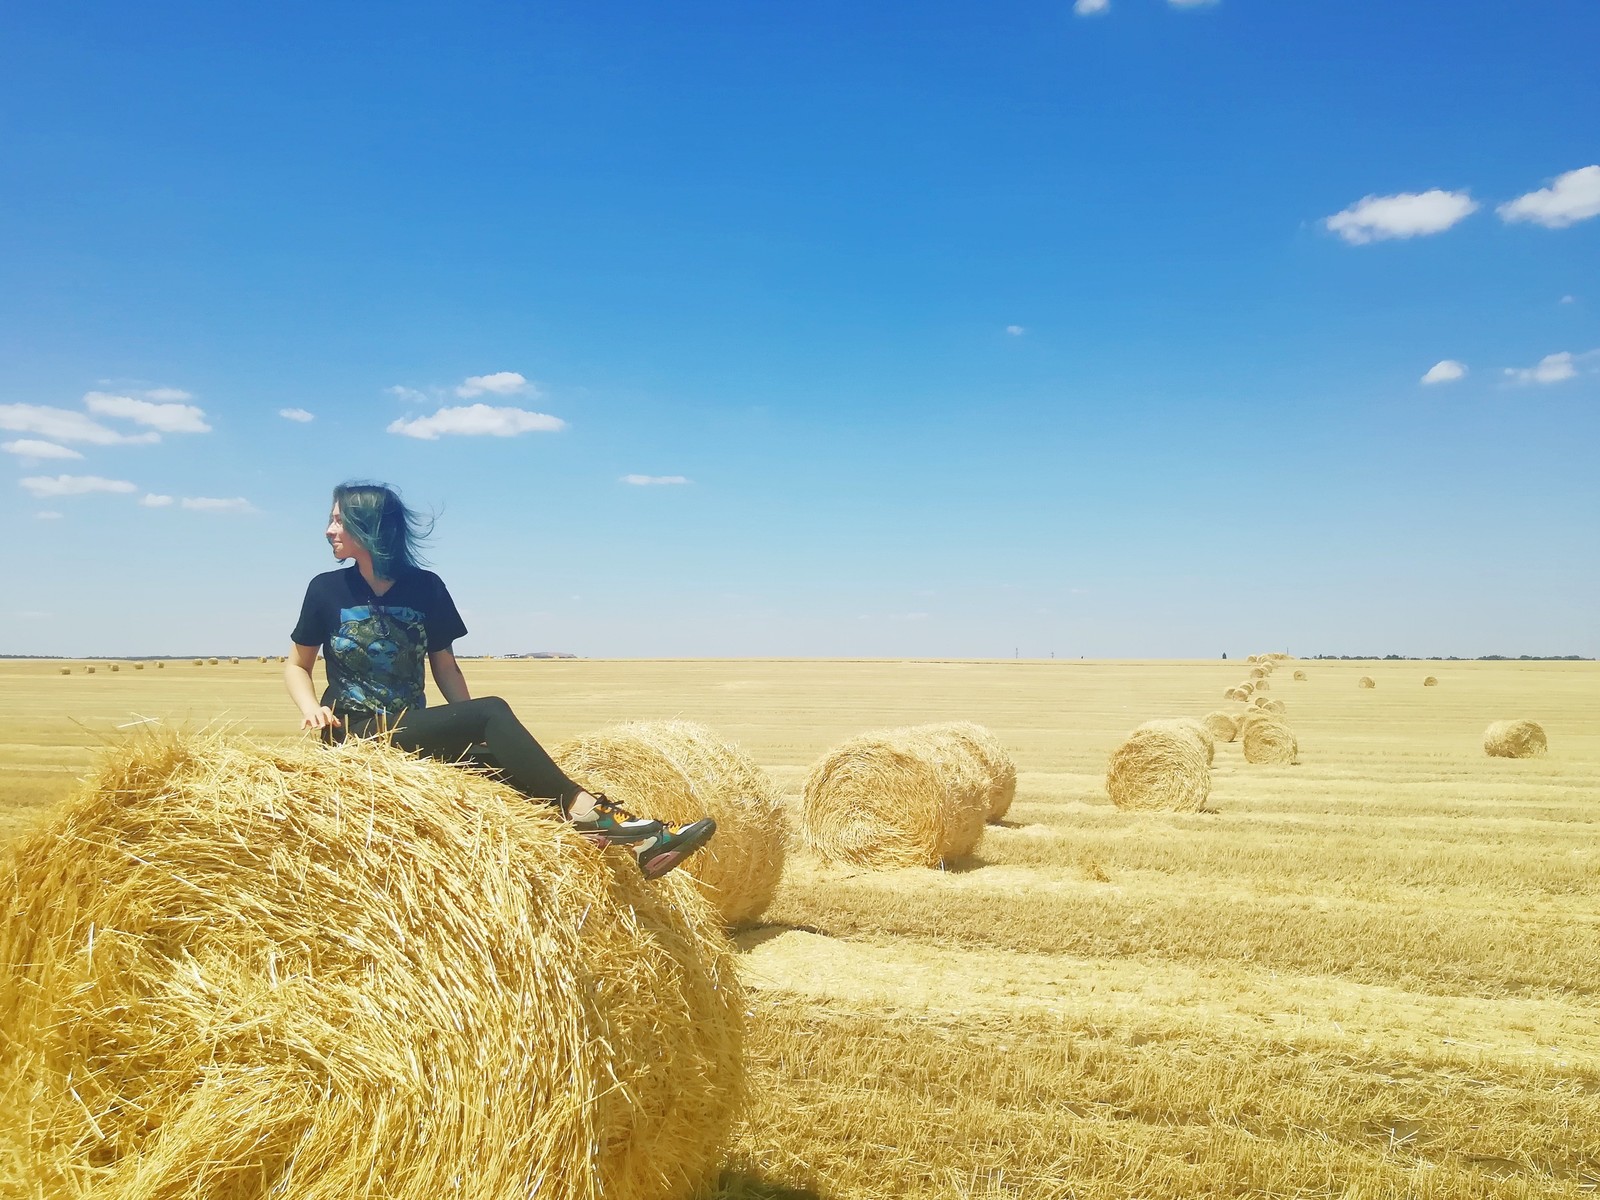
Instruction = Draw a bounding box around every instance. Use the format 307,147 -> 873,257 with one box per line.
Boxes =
1224,686 -> 1249,701
553,720 -> 786,925
1106,726 -> 1210,812
1249,667 -> 1268,681
108,664 -> 120,673
85,666 -> 96,675
1245,655 -> 1260,664
1135,718 -> 1215,765
926,721 -> 1018,821
193,658 -> 203,666
229,656 -> 240,664
207,657 -> 218,665
134,662 -> 144,670
278,655 -> 287,663
801,726 -> 989,869
1423,675 -> 1439,686
258,655 -> 268,664
1254,697 -> 1287,715
0,732 -> 741,1198
1202,711 -> 1240,743
157,662 -> 164,669
1293,670 -> 1307,681
1253,678 -> 1271,693
1242,717 -> 1298,764
1484,720 -> 1547,759
1358,676 -> 1376,689
58,667 -> 70,676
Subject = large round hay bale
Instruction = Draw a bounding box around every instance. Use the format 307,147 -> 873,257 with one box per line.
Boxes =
1202,711 -> 1240,743
801,727 -> 989,869
1224,687 -> 1249,701
926,721 -> 1018,821
1252,678 -> 1271,693
1135,718 -> 1215,765
553,720 -> 786,926
1484,720 -> 1547,759
1293,669 -> 1307,681
1358,676 -> 1376,689
1248,667 -> 1268,681
1242,717 -> 1298,764
1423,676 -> 1439,687
0,733 -> 741,1199
1105,727 -> 1210,812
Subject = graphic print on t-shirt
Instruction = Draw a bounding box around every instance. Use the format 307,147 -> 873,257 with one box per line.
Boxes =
328,604 -> 427,715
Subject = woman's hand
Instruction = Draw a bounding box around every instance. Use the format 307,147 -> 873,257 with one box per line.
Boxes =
301,706 -> 341,731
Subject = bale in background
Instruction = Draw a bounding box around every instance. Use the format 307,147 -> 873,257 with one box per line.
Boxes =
1224,687 -> 1249,701
58,667 -> 70,676
1135,718 -> 1215,765
1202,711 -> 1240,743
0,732 -> 742,1200
1484,720 -> 1547,759
553,720 -> 786,926
1358,676 -> 1376,689
801,726 -> 989,869
193,658 -> 204,666
1106,726 -> 1210,812
134,663 -> 144,670
1253,679 -> 1271,693
1293,670 -> 1307,681
1242,717 -> 1298,764
85,666 -> 95,674
230,656 -> 240,664
926,721 -> 1018,821
207,657 -> 218,665
109,664 -> 120,672
1249,667 -> 1268,681
1254,697 -> 1287,715
1424,676 -> 1439,686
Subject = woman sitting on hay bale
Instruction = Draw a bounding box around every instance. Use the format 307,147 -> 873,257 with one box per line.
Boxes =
285,481 -> 716,879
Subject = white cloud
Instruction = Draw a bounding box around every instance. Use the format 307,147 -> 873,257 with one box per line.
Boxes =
387,385 -> 431,404
279,407 -> 315,423
2,439 -> 83,460
140,494 -> 175,507
455,371 -> 533,398
1073,0 -> 1109,14
0,403 -> 159,445
1504,352 -> 1577,385
19,474 -> 138,497
1324,189 -> 1478,244
387,404 -> 566,440
1006,324 -> 1026,336
180,496 -> 254,512
84,391 -> 210,434
621,474 -> 691,486
34,511 -> 63,520
1561,295 -> 1577,304
1421,360 -> 1467,385
143,387 -> 193,402
1497,165 -> 1600,229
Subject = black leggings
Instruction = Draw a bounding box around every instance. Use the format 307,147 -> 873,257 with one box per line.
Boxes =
338,697 -> 581,806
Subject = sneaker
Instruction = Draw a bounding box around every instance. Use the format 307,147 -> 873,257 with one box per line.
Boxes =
561,792 -> 666,849
634,817 -> 718,880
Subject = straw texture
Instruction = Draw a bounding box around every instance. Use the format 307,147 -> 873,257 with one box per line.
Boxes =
1135,718 -> 1215,766
800,726 -> 989,869
1242,717 -> 1299,764
553,720 -> 786,926
925,721 -> 1018,821
1105,727 -> 1211,812
1358,676 -> 1376,689
1424,676 -> 1439,686
1483,720 -> 1547,759
1253,697 -> 1287,716
0,731 -> 743,1200
1293,670 -> 1307,681
1201,711 -> 1240,743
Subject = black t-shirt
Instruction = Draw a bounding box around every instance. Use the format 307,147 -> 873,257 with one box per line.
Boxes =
291,567 -> 467,716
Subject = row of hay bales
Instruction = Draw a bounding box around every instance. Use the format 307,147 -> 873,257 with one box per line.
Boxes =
1340,668 -> 1548,757
60,661 -> 167,674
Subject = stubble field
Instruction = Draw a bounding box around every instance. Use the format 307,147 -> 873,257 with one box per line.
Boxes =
2,656 -> 1597,1198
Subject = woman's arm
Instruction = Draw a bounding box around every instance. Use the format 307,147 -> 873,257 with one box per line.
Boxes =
429,647 -> 473,705
285,643 -> 339,729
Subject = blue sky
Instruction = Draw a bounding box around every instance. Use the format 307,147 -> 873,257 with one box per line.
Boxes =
3,0 -> 1596,658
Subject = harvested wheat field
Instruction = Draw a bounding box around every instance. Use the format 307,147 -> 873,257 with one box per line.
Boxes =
2,656 -> 1598,1199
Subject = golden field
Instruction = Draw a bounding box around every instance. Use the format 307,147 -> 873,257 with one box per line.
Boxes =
2,656 -> 1598,1198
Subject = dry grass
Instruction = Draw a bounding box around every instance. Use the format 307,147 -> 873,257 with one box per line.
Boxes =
0,730 -> 741,1199
3,657 -> 1599,1200
1201,710 -> 1239,743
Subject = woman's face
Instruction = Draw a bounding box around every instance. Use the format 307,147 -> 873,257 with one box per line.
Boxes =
326,503 -> 354,562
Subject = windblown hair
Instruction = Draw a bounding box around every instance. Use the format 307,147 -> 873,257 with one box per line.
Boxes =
332,482 -> 434,580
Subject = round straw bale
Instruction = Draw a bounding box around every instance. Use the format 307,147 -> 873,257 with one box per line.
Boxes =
134,662 -> 144,670
925,721 -> 1018,821
1254,697 -> 1287,715
85,666 -> 95,674
553,720 -> 785,926
1358,676 -> 1376,689
1106,726 -> 1210,812
109,663 -> 119,672
229,656 -> 240,664
207,657 -> 218,665
1134,718 -> 1215,765
58,667 -> 70,675
1242,717 -> 1298,764
1293,669 -> 1307,681
1484,719 -> 1547,759
1202,710 -> 1240,743
157,661 -> 164,668
1245,655 -> 1260,664
1249,667 -> 1268,681
1252,678 -> 1271,693
0,732 -> 742,1199
800,726 -> 989,869
1223,687 -> 1248,701
1423,675 -> 1438,686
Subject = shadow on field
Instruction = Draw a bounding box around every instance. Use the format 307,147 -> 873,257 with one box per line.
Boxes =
709,1170 -> 825,1200
731,922 -> 826,952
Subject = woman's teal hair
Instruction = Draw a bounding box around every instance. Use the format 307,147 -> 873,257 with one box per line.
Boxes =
332,482 -> 433,579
